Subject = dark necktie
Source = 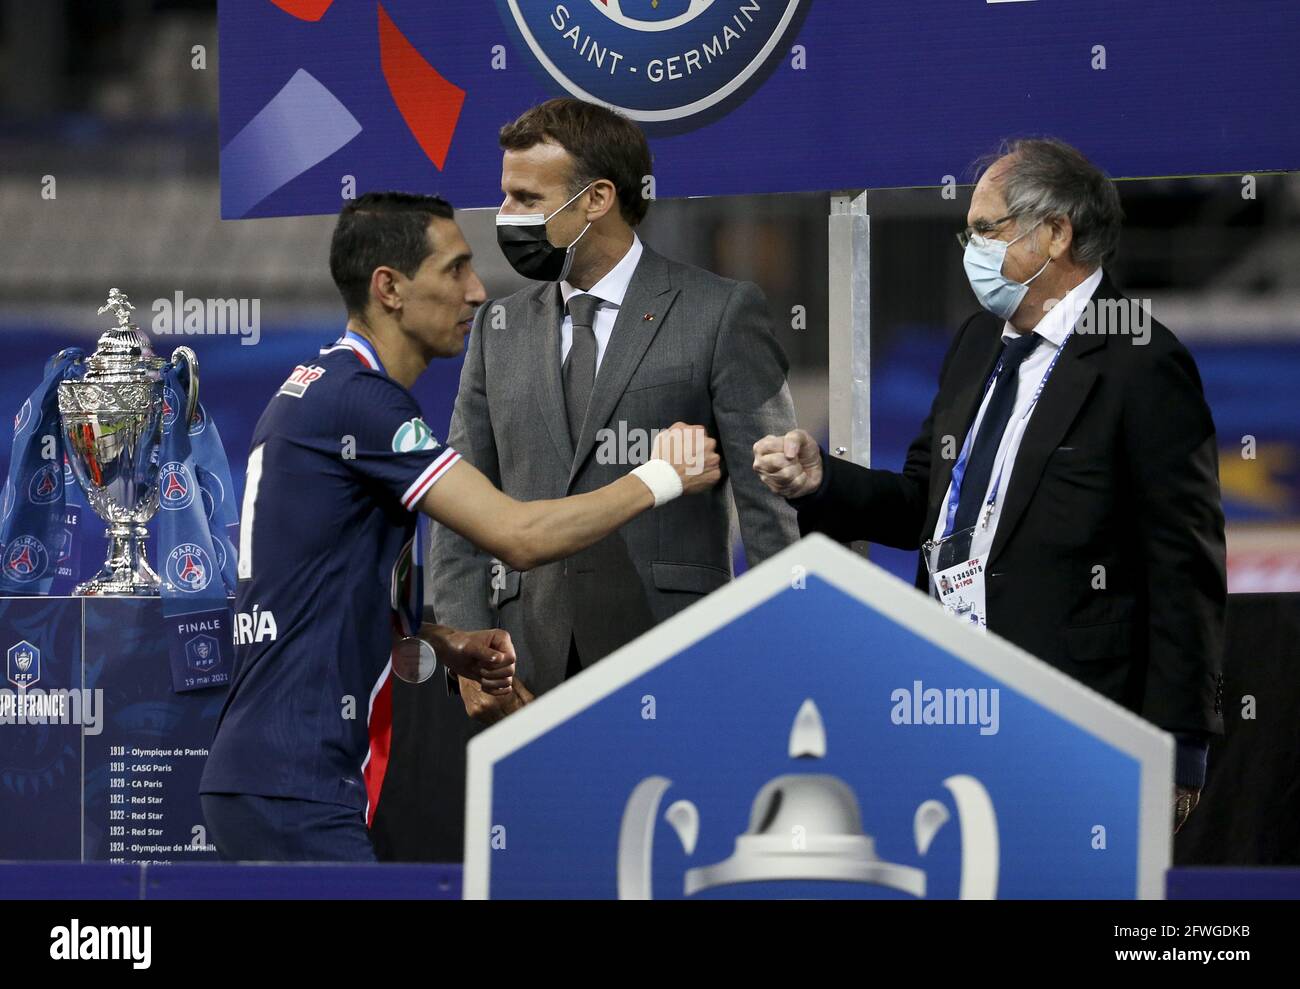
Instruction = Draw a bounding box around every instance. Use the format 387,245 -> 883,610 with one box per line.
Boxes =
951,331 -> 1043,534
563,293 -> 603,445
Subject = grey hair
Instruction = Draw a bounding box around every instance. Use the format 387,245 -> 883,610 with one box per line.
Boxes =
975,138 -> 1125,267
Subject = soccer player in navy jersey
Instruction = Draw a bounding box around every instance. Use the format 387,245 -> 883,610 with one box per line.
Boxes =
198,192 -> 720,861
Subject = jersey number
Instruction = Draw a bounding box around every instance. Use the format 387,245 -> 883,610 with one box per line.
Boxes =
237,445 -> 265,580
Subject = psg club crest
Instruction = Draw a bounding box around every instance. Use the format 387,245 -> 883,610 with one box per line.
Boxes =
499,0 -> 805,123
28,463 -> 63,505
159,462 -> 196,511
7,639 -> 41,689
199,472 -> 224,521
166,543 -> 213,594
185,633 -> 221,674
161,385 -> 181,434
3,536 -> 49,584
188,403 -> 207,436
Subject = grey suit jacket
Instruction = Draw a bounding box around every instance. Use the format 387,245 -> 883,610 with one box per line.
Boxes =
426,243 -> 799,694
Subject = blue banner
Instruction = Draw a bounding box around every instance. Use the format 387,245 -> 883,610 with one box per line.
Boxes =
219,0 -> 1300,218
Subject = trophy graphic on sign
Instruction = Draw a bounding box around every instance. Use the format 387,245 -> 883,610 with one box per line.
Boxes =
616,699 -> 1000,899
56,288 -> 200,595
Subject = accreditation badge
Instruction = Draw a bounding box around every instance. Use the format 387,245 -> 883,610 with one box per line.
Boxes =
922,526 -> 988,630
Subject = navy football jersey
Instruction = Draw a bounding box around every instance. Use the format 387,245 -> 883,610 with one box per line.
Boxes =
199,332 -> 459,814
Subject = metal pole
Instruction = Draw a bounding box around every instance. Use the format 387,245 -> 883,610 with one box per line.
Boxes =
827,191 -> 871,555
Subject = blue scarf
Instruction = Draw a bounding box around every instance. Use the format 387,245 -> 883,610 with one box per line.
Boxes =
154,360 -> 239,691
0,350 -> 86,592
155,360 -> 239,606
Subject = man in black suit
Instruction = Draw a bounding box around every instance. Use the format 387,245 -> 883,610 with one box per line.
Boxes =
753,138 -> 1226,832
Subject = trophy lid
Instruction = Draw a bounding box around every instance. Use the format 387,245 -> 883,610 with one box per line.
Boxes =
80,288 -> 164,381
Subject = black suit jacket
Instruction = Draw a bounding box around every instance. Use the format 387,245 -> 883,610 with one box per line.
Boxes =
794,274 -> 1227,736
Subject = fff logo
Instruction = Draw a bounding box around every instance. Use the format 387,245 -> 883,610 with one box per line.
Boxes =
7,639 -> 42,689
185,634 -> 220,674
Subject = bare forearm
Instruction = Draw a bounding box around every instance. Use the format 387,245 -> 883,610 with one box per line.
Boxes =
508,475 -> 652,570
422,427 -> 717,572
414,622 -> 457,652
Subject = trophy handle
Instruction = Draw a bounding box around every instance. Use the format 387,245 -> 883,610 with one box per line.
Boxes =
171,346 -> 200,425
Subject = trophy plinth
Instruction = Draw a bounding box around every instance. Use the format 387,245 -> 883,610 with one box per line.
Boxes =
57,289 -> 198,596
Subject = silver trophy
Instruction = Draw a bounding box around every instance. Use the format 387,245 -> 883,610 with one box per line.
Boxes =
56,288 -> 199,596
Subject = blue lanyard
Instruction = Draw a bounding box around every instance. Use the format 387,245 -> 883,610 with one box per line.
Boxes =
941,331 -> 1073,538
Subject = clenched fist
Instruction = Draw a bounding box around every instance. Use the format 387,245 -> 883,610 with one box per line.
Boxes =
752,428 -> 823,499
425,625 -> 516,696
653,422 -> 722,495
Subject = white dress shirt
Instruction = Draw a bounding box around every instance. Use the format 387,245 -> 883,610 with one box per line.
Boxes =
932,267 -> 1105,560
559,233 -> 643,373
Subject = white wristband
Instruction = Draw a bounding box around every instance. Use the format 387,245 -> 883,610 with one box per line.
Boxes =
631,458 -> 684,507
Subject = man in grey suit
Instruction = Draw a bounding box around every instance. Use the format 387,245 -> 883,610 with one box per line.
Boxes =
428,98 -> 799,722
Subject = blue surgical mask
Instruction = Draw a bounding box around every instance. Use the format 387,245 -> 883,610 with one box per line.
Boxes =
963,222 -> 1051,321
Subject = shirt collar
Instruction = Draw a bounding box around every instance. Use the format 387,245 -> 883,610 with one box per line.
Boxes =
333,329 -> 386,376
560,233 -> 643,310
1001,267 -> 1105,348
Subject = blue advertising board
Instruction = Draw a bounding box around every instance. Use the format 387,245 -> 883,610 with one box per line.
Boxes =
465,534 -> 1173,899
0,597 -> 226,864
0,598 -> 83,860
219,0 -> 1300,218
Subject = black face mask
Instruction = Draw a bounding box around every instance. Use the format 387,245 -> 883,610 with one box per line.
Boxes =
495,183 -> 593,282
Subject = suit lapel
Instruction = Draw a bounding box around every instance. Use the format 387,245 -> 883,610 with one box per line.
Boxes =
986,286 -> 1114,565
567,247 -> 679,490
527,284 -> 575,468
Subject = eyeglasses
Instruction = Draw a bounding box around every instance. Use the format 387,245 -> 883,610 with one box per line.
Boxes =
957,212 -> 1021,249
